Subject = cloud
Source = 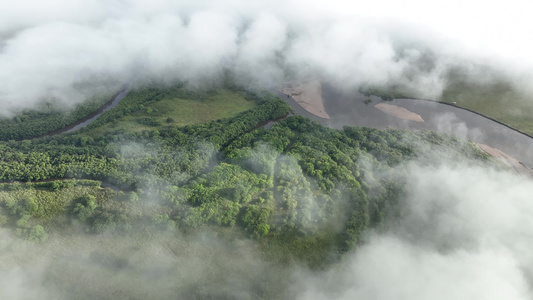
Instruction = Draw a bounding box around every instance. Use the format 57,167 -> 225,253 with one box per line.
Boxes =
294,164 -> 533,299
297,235 -> 530,300
430,112 -> 485,142
1,0 -> 532,113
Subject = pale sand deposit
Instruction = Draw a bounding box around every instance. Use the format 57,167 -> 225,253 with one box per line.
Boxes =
280,80 -> 330,119
478,144 -> 533,177
374,103 -> 424,122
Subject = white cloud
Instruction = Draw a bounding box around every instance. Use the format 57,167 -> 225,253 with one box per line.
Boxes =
295,164 -> 533,300
1,0 -> 532,113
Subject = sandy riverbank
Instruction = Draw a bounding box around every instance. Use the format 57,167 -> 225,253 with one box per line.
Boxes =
477,144 -> 533,177
280,80 -> 330,119
374,103 -> 424,122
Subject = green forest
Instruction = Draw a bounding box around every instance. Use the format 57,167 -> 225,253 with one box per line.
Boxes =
0,85 -> 495,246
0,83 -> 501,296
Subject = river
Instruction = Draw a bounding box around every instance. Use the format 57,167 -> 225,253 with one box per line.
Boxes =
61,83 -> 533,168
39,87 -> 129,138
63,88 -> 129,133
273,83 -> 533,168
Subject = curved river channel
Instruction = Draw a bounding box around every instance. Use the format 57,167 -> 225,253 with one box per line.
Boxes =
61,84 -> 533,168
272,83 -> 533,168
63,88 -> 129,133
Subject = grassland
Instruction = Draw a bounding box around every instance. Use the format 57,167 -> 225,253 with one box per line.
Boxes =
87,88 -> 257,136
439,76 -> 533,136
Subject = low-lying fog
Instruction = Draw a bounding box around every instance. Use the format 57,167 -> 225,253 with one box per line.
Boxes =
1,163 -> 532,300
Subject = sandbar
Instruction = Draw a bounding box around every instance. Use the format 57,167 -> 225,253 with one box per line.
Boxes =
280,80 -> 330,119
478,143 -> 533,177
374,103 -> 424,122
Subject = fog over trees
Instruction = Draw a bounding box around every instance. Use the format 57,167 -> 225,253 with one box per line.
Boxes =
1,1 -> 533,299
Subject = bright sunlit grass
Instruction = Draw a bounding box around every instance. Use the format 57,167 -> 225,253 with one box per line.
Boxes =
88,88 -> 257,135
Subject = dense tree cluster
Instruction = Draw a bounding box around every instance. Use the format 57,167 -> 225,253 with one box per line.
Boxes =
0,86 -> 493,249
